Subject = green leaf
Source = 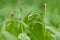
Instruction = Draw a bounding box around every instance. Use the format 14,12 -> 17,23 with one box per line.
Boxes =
2,31 -> 19,40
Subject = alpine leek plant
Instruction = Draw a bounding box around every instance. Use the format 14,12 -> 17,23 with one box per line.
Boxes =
0,0 -> 60,40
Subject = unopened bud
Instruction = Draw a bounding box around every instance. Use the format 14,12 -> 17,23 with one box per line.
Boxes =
10,12 -> 14,17
18,16 -> 22,20
43,3 -> 47,7
44,3 -> 47,7
28,14 -> 32,18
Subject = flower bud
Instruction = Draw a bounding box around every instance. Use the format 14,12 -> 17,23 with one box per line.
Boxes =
18,16 -> 22,20
10,12 -> 14,17
28,14 -> 32,18
43,3 -> 47,7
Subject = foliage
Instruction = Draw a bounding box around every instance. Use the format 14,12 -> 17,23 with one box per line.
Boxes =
0,0 -> 60,40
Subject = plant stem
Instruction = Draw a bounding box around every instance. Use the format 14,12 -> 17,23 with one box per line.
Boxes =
44,3 -> 47,40
45,3 -> 47,16
20,21 -> 24,40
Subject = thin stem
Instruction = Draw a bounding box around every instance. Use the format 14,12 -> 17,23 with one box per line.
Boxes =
20,21 -> 24,40
21,25 -> 24,33
44,3 -> 47,40
44,3 -> 47,16
21,24 -> 24,40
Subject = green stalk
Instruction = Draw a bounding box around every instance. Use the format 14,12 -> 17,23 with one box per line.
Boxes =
44,3 -> 47,40
21,26 -> 24,40
45,3 -> 47,16
20,21 -> 24,40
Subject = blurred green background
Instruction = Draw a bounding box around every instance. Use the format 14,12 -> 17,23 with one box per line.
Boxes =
0,0 -> 60,26
0,0 -> 60,40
